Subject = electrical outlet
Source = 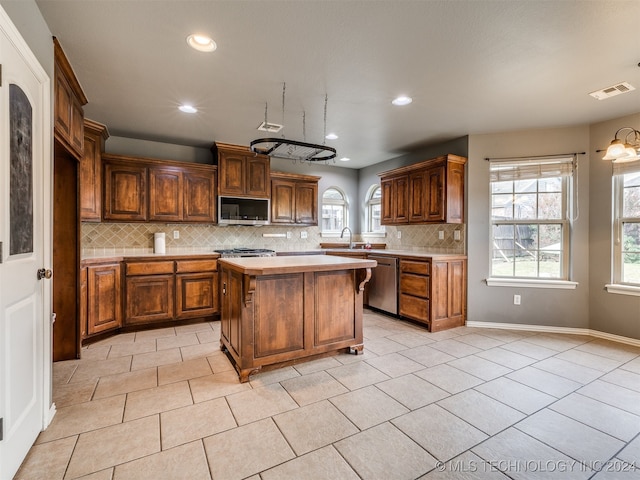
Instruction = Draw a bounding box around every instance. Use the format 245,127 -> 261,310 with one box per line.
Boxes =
514,294 -> 521,305
454,230 -> 461,241
286,231 -> 292,239
438,230 -> 444,240
173,230 -> 179,239
300,231 -> 308,239
397,231 -> 402,239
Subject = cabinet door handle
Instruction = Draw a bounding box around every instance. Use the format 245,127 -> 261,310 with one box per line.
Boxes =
222,282 -> 226,295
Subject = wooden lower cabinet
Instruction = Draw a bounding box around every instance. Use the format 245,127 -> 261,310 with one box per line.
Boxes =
176,259 -> 219,319
80,262 -> 122,338
398,256 -> 466,332
125,274 -> 175,325
124,257 -> 219,328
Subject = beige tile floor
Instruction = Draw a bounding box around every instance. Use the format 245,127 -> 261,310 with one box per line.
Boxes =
15,311 -> 640,479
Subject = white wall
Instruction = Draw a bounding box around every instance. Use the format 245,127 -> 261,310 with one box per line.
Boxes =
1,0 -> 53,79
106,135 -> 212,164
588,113 -> 640,339
467,126 -> 591,329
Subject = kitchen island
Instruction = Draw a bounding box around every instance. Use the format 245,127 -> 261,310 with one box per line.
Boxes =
218,255 -> 376,382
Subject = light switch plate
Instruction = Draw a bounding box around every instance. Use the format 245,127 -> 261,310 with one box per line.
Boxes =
438,231 -> 444,240
300,231 -> 308,239
286,231 -> 292,239
454,230 -> 461,241
173,230 -> 179,239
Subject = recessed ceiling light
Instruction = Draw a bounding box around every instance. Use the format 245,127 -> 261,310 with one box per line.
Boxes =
186,34 -> 217,52
339,157 -> 350,162
392,96 -> 412,106
178,105 -> 198,114
325,133 -> 339,140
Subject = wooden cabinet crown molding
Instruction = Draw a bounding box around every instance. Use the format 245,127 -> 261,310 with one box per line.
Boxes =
270,171 -> 321,182
53,37 -> 88,105
84,118 -> 109,140
377,154 -> 467,178
101,153 -> 217,172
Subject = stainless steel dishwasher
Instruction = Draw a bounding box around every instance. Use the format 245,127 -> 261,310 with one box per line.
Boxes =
367,255 -> 398,315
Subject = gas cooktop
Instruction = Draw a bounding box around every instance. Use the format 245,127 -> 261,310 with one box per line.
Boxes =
214,248 -> 276,257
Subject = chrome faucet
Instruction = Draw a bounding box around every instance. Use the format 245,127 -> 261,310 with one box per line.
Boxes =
340,227 -> 354,249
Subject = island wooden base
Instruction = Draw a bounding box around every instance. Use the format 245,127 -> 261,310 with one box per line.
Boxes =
219,255 -> 374,383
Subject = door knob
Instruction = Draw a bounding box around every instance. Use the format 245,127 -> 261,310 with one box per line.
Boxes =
37,268 -> 52,280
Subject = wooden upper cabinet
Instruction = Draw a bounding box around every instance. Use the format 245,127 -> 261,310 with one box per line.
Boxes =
379,154 -> 466,225
246,156 -> 270,197
53,38 -> 88,160
271,179 -> 295,224
214,143 -> 270,198
102,153 -> 216,223
103,158 -> 148,222
380,175 -> 409,225
149,167 -> 183,222
409,170 -> 426,223
425,165 -> 445,221
184,170 -> 216,223
295,182 -> 318,224
80,120 -> 109,222
218,151 -> 245,196
270,172 -> 319,225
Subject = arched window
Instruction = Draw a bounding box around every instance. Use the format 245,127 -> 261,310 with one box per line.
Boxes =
322,187 -> 348,233
366,185 -> 384,233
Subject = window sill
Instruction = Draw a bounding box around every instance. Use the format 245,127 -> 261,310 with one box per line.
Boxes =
605,284 -> 640,297
361,232 -> 387,238
485,278 -> 578,289
320,232 -> 344,238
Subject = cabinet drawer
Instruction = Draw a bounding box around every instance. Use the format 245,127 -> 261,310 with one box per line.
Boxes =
399,294 -> 429,323
400,274 -> 429,297
176,259 -> 217,273
400,260 -> 430,275
126,261 -> 174,276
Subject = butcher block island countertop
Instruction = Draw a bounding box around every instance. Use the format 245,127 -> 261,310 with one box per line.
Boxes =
218,255 -> 377,382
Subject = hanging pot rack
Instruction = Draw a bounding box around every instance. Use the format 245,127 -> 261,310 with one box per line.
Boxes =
250,83 -> 337,163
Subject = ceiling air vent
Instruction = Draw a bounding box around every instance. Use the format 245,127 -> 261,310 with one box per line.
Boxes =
257,121 -> 283,133
589,82 -> 636,100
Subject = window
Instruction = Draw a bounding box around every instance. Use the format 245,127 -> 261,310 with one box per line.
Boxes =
489,156 -> 575,280
365,185 -> 383,233
321,187 -> 348,232
613,162 -> 640,285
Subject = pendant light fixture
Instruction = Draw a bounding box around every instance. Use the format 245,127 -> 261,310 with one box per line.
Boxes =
602,127 -> 640,162
250,83 -> 337,163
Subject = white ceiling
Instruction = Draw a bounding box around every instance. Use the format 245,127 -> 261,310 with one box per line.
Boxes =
36,0 -> 640,169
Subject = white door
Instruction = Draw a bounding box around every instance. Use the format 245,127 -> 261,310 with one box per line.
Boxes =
0,6 -> 52,480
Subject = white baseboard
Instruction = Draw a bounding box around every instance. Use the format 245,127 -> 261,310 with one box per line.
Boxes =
45,403 -> 57,429
466,321 -> 640,348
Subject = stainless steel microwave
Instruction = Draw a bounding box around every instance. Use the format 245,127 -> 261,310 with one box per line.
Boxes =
218,196 -> 270,226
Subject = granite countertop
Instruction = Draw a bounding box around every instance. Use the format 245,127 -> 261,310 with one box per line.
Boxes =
80,248 -> 466,263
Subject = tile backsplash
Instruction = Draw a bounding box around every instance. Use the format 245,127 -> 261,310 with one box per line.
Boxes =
81,223 -> 466,256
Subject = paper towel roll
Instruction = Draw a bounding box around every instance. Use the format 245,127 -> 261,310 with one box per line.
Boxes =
154,232 -> 166,254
